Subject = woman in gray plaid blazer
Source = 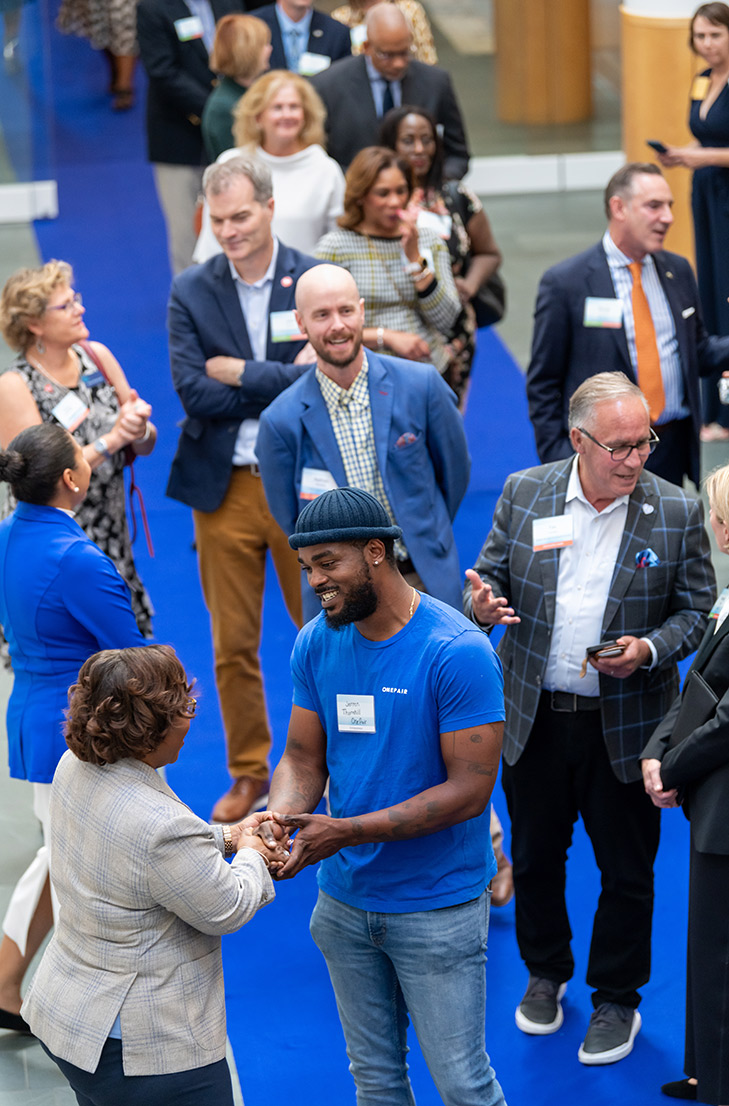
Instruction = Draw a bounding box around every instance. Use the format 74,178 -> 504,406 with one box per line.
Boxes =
22,645 -> 286,1106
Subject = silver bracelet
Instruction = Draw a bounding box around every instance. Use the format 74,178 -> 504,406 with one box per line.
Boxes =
135,423 -> 152,443
376,326 -> 384,350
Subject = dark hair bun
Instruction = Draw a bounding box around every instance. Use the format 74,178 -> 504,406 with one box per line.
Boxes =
0,448 -> 27,486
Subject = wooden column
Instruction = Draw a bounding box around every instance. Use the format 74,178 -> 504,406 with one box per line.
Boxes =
494,0 -> 592,124
621,6 -> 701,262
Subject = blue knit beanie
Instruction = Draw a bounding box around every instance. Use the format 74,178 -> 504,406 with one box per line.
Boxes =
288,487 -> 402,549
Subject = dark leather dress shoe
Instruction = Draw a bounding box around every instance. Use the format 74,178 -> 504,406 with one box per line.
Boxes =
0,1008 -> 33,1034
211,777 -> 269,823
661,1078 -> 697,1100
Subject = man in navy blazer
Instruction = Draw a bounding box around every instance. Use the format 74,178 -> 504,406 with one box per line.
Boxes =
256,264 -> 470,621
167,154 -> 320,824
526,163 -> 729,488
137,0 -> 242,274
311,4 -> 469,178
250,0 -> 350,73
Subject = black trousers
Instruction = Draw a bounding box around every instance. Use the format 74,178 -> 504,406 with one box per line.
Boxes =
41,1039 -> 234,1106
685,840 -> 729,1104
502,695 -> 661,1009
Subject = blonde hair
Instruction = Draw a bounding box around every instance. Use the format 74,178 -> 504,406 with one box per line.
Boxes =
232,70 -> 325,150
210,14 -> 270,83
705,463 -> 729,522
0,260 -> 73,351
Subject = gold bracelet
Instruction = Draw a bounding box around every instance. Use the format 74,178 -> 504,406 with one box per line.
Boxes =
222,824 -> 235,858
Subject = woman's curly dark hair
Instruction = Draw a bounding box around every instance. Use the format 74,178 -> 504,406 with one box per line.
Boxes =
65,645 -> 194,766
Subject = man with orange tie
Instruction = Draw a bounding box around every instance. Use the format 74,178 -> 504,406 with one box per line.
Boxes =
526,162 -> 729,487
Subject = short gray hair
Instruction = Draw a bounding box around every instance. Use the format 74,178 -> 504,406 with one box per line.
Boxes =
202,154 -> 273,203
568,371 -> 649,432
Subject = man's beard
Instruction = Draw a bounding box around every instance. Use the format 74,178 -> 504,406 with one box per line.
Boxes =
323,564 -> 378,630
314,331 -> 363,369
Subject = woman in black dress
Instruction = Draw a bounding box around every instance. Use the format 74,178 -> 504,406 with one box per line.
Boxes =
658,3 -> 729,440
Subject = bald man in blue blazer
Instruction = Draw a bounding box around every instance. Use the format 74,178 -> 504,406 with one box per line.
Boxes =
256,264 -> 470,621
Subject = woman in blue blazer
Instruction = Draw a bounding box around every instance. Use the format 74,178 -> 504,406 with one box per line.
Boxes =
0,422 -> 145,1033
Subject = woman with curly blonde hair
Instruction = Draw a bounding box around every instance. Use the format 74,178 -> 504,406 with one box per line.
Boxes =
194,68 -> 345,259
0,260 -> 156,638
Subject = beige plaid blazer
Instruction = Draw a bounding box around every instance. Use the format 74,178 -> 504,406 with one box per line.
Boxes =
22,752 -> 274,1076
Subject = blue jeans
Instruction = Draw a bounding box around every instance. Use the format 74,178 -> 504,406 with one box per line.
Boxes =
310,889 -> 506,1106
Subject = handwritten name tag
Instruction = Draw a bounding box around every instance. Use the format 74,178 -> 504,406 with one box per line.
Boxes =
337,694 -> 376,733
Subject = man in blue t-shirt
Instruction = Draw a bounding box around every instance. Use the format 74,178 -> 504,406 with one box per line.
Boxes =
265,486 -> 508,1106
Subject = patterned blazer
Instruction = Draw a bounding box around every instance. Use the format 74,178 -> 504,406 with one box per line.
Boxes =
22,752 -> 274,1076
464,457 -> 715,783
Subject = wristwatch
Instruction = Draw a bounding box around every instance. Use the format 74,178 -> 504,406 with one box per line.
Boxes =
92,437 -> 111,460
405,257 -> 427,275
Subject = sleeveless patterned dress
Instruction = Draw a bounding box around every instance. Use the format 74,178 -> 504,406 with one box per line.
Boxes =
1,344 -> 154,637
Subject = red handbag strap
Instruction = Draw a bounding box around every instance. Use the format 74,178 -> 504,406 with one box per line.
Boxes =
77,340 -> 154,558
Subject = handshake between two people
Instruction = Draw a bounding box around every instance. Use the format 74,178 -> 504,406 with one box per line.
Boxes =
230,810 -> 344,880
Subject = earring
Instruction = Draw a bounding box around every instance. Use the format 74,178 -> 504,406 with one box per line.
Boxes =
72,486 -> 79,493
373,560 -> 380,565
36,338 -> 45,354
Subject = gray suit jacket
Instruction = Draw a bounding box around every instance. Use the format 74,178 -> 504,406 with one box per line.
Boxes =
311,54 -> 470,178
464,458 -> 715,783
22,752 -> 274,1076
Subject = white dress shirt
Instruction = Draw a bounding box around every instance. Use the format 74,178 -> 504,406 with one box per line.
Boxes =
544,457 -> 630,697
229,239 -> 279,465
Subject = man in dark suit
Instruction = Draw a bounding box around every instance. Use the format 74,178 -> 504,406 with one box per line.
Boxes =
311,2 -> 469,178
256,264 -> 470,621
526,162 -> 729,488
250,0 -> 350,74
137,0 -> 242,275
464,372 -> 715,1066
167,154 -> 320,823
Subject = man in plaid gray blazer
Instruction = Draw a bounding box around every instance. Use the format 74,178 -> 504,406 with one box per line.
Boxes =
464,372 -> 715,1067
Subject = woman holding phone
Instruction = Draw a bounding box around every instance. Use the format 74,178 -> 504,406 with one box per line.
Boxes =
657,3 -> 729,441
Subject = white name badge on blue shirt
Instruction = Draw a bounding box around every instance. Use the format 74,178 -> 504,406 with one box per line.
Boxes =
583,297 -> 623,329
337,694 -> 376,733
270,309 -> 305,343
300,466 -> 338,501
298,51 -> 331,76
533,514 -> 573,552
174,16 -> 204,41
51,391 -> 89,432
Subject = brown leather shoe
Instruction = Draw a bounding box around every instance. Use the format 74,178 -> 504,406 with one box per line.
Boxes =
490,841 -> 514,907
211,777 -> 269,823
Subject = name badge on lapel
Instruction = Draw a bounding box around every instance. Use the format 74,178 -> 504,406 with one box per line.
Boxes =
300,467 -> 338,501
298,51 -> 331,75
174,16 -> 204,41
270,309 -> 306,343
709,586 -> 729,620
533,515 -> 573,552
583,297 -> 623,329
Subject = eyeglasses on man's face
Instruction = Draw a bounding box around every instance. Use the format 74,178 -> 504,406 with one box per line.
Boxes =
577,426 -> 660,462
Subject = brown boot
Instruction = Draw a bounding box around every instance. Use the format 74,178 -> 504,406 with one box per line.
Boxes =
211,777 -> 269,823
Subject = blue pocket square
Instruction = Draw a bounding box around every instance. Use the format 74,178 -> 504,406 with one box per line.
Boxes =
636,548 -> 660,568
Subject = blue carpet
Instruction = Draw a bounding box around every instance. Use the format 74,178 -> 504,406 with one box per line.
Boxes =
22,11 -> 693,1103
